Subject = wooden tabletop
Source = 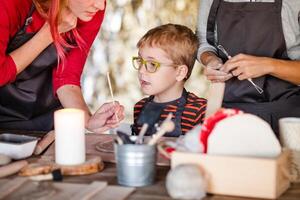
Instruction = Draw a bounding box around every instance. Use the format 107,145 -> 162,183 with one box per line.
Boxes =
1,130 -> 300,199
60,162 -> 300,200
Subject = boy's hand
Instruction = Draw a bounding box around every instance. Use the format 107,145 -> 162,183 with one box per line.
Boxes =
87,102 -> 125,133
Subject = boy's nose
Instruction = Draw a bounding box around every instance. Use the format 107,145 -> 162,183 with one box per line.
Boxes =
139,64 -> 149,74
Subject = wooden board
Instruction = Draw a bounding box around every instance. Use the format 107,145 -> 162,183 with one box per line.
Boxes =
43,133 -> 172,166
0,179 -> 134,200
19,155 -> 104,176
90,185 -> 135,200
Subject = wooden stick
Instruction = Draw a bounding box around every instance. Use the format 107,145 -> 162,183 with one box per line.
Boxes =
0,160 -> 28,178
136,123 -> 149,144
106,71 -> 119,122
148,113 -> 175,145
34,130 -> 55,155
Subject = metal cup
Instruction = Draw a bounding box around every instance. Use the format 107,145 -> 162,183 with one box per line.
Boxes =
115,144 -> 157,187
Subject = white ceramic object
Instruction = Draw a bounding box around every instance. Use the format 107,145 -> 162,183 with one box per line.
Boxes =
166,164 -> 206,199
279,117 -> 300,182
207,114 -> 281,158
0,133 -> 37,159
279,118 -> 300,151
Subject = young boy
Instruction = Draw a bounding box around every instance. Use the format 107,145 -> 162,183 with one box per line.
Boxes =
131,23 -> 207,137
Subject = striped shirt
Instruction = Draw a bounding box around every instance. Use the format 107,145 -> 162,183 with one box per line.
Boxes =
133,91 -> 207,136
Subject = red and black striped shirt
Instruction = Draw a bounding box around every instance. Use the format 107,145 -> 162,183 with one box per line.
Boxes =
133,91 -> 207,136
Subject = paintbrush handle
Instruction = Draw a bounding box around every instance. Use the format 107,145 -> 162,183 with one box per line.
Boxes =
148,129 -> 165,145
136,124 -> 149,144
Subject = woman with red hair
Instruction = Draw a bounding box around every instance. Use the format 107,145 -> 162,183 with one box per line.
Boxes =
0,0 -> 124,133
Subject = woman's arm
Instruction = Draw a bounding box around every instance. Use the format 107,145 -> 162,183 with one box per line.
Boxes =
9,23 -> 53,74
223,54 -> 300,85
56,85 -> 92,125
10,8 -> 77,75
196,0 -> 217,62
196,0 -> 232,82
57,85 -> 124,133
271,59 -> 300,85
0,5 -> 77,86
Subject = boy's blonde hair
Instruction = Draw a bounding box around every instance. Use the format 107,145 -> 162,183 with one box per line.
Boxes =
137,23 -> 199,80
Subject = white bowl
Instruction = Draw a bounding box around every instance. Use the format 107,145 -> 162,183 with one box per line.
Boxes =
0,133 -> 38,159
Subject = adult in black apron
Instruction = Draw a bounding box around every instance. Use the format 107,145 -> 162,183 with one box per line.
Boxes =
0,5 -> 61,131
206,0 -> 300,135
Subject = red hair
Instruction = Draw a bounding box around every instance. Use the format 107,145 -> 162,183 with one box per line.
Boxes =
33,0 -> 85,62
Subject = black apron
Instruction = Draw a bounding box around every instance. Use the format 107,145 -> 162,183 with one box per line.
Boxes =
0,5 -> 61,131
207,0 -> 300,135
132,90 -> 188,137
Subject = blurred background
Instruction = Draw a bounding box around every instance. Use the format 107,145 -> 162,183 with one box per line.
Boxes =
82,0 -> 208,123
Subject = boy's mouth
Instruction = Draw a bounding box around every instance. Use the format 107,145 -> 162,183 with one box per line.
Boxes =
140,79 -> 151,87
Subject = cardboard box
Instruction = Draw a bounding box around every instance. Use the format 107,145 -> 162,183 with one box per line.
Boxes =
171,151 -> 290,199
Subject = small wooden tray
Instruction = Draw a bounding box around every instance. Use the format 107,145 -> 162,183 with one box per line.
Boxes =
19,155 -> 104,176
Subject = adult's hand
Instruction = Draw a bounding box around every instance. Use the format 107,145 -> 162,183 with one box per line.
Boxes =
58,8 -> 77,33
222,54 -> 273,80
87,102 -> 125,134
204,56 -> 233,82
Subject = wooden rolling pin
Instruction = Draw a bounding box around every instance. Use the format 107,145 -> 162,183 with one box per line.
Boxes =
0,160 -> 28,178
34,130 -> 55,155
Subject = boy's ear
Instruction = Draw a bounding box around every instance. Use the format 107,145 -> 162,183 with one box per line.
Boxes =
176,65 -> 189,81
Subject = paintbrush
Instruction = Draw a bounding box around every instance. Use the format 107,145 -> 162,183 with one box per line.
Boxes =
29,169 -> 63,182
217,45 -> 264,94
148,113 -> 175,145
136,123 -> 149,144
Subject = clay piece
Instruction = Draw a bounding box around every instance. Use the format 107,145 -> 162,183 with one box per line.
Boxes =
166,164 -> 206,200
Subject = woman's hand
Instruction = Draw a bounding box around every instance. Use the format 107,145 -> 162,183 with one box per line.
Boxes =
204,56 -> 233,82
222,54 -> 273,80
87,102 -> 125,133
58,8 -> 77,33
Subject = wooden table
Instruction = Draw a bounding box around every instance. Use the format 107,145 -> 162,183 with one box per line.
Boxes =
1,130 -> 300,200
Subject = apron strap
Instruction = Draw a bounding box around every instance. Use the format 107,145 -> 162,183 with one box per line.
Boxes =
207,0 -> 221,46
21,4 -> 35,33
275,0 -> 282,12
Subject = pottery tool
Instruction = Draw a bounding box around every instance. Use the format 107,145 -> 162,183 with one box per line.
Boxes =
148,113 -> 175,145
136,123 -> 149,144
34,130 -> 55,155
0,160 -> 28,178
217,45 -> 264,94
29,169 -> 63,182
106,71 -> 119,122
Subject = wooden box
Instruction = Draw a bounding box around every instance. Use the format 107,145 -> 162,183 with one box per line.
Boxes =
171,151 -> 290,199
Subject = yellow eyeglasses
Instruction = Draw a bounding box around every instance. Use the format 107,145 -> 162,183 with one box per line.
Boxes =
132,56 -> 177,73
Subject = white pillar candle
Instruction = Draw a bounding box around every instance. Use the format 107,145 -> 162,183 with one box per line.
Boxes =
54,108 -> 85,165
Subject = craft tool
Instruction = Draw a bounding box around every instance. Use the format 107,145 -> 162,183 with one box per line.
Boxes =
217,45 -> 264,94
